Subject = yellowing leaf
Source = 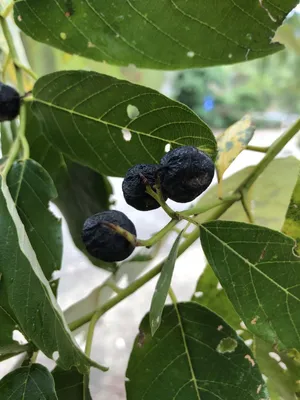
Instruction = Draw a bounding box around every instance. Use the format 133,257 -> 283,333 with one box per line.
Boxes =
282,169 -> 300,254
273,25 -> 300,55
216,115 -> 255,184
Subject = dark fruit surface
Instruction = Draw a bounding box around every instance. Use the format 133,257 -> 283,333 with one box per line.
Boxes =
81,210 -> 136,262
122,164 -> 167,211
0,83 -> 21,122
159,146 -> 215,203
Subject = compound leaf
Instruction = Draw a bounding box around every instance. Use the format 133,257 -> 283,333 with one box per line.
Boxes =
31,70 -> 217,177
282,169 -> 300,254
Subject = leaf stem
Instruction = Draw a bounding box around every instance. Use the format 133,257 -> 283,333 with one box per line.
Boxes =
180,193 -> 241,217
0,16 -> 24,93
246,145 -> 269,153
240,118 -> 300,192
240,190 -> 254,224
168,286 -> 178,304
0,15 -> 30,162
0,2 -> 14,18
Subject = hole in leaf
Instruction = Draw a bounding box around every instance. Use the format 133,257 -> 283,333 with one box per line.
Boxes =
127,104 -> 140,119
279,361 -> 287,370
122,129 -> 132,142
187,51 -> 195,58
245,354 -> 255,367
194,291 -> 203,298
60,32 -> 67,40
217,282 -> 222,290
269,352 -> 281,362
12,330 -> 27,345
240,321 -> 247,330
217,337 -> 238,354
165,144 -> 171,152
52,351 -> 59,361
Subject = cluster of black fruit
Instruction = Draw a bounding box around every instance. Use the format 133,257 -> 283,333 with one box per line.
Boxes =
0,82 -> 21,122
82,146 -> 215,263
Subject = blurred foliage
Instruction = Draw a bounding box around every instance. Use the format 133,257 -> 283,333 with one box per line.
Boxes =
172,13 -> 300,129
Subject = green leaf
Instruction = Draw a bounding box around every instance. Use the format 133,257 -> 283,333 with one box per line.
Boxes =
31,70 -> 217,177
282,169 -> 300,254
0,165 -> 106,373
149,231 -> 183,336
126,302 -> 268,400
26,106 -> 116,272
195,157 -> 299,230
0,158 -> 62,353
52,367 -> 91,400
192,264 -> 241,330
14,1 -> 298,69
0,363 -> 57,400
7,159 -> 62,280
216,115 -> 255,186
0,343 -> 31,362
200,220 -> 300,351
273,24 -> 300,55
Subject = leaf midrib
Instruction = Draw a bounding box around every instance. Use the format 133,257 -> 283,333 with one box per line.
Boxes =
174,303 -> 201,400
201,224 -> 300,303
32,98 -> 210,148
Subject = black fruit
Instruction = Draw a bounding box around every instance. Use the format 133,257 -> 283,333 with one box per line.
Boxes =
81,210 -> 136,262
122,164 -> 167,211
159,146 -> 215,203
0,83 -> 21,122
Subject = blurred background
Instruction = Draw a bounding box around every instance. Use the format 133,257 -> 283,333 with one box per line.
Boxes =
0,4 -> 300,400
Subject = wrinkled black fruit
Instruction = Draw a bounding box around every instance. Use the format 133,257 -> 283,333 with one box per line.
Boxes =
122,164 -> 167,211
0,83 -> 21,122
159,146 -> 215,203
81,210 -> 136,262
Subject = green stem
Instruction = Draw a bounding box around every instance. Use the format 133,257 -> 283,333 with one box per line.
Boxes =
1,122 -> 13,155
14,60 -> 38,80
69,226 -> 199,332
246,145 -> 269,153
240,118 -> 300,192
146,185 -> 178,219
0,16 -> 24,93
1,137 -> 20,178
240,190 -> 254,224
168,286 -> 178,304
10,119 -> 18,140
0,15 -> 30,161
138,219 -> 178,248
180,193 -> 241,217
0,2 -> 14,18
85,313 -> 98,357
